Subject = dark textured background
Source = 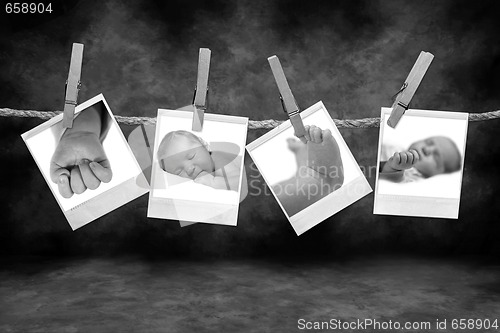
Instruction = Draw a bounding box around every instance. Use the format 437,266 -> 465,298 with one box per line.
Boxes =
1,0 -> 500,258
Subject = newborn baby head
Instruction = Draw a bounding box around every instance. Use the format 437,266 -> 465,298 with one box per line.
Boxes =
408,136 -> 461,177
157,130 -> 214,179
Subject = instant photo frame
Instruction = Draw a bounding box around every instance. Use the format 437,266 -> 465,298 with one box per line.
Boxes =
246,101 -> 372,236
21,94 -> 149,230
374,108 -> 468,219
148,109 -> 248,226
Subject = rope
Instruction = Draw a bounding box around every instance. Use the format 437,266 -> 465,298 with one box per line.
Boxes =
1,107 -> 500,129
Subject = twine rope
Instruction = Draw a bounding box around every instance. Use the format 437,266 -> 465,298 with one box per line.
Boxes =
1,108 -> 500,129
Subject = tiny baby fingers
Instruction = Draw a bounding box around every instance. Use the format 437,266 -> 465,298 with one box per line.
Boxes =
194,172 -> 212,185
392,152 -> 401,165
194,171 -> 208,181
409,149 -> 420,163
90,161 -> 113,183
399,152 -> 408,165
50,166 -> 70,184
70,167 -> 87,194
405,151 -> 413,164
57,174 -> 74,198
79,160 -> 101,190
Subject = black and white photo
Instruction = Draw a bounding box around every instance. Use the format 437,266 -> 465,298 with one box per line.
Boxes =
148,108 -> 248,226
374,108 -> 468,218
22,94 -> 149,230
247,101 -> 372,235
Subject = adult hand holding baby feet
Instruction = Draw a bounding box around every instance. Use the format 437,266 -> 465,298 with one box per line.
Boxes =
50,106 -> 112,198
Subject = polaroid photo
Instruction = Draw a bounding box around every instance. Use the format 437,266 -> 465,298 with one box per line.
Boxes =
246,101 -> 372,236
147,108 -> 248,226
373,108 -> 468,219
21,94 -> 149,230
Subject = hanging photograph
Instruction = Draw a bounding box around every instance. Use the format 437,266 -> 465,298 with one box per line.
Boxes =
21,94 -> 149,230
148,108 -> 248,226
246,101 -> 372,236
374,108 -> 468,218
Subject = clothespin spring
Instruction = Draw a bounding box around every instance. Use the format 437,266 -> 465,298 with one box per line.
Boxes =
192,86 -> 209,112
391,82 -> 408,101
64,80 -> 82,106
280,95 -> 306,143
279,96 -> 300,115
397,101 -> 409,110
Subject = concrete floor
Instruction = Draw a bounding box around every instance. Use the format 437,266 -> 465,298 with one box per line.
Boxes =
0,257 -> 499,332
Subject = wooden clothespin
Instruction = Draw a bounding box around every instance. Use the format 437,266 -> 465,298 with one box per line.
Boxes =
63,43 -> 84,128
192,48 -> 211,132
387,51 -> 434,128
268,55 -> 306,143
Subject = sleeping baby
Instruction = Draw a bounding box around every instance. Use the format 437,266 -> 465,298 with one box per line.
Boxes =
379,136 -> 462,182
157,130 -> 241,191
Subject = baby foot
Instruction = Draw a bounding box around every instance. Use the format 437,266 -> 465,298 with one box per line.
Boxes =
305,126 -> 344,184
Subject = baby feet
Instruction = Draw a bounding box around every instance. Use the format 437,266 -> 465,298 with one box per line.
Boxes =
305,125 -> 343,183
287,125 -> 344,187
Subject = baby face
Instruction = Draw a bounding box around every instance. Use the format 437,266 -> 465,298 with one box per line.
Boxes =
408,136 -> 461,177
158,132 -> 214,180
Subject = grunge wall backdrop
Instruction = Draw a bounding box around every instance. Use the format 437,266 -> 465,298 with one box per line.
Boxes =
0,0 -> 499,257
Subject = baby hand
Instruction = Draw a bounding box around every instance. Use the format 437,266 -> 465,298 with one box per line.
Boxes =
193,171 -> 215,186
50,132 -> 112,198
386,149 -> 420,171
